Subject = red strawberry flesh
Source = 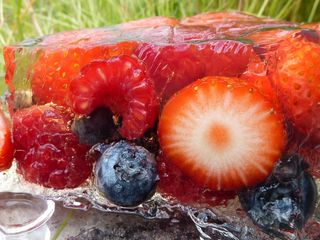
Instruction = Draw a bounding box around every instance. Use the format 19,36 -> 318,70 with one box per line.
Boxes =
158,76 -> 286,191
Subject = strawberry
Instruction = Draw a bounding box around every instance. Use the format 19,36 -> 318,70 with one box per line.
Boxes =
3,46 -> 16,94
285,130 -> 320,178
158,76 -> 286,191
157,154 -> 236,205
135,40 -> 253,101
68,55 -> 159,140
240,51 -> 279,106
26,28 -> 138,106
271,38 -> 320,143
0,111 -> 14,171
12,104 -> 95,189
121,16 -> 179,29
246,28 -> 320,58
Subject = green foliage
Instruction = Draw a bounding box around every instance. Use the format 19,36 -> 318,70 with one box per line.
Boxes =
0,0 -> 319,72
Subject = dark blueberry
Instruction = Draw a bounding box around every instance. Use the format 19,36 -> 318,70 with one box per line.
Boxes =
95,140 -> 158,207
71,108 -> 118,145
239,155 -> 318,237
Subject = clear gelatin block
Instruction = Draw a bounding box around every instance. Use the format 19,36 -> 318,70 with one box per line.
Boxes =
1,12 -> 319,240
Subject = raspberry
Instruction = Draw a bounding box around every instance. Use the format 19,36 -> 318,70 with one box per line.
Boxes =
68,55 -> 159,140
13,105 -> 95,189
31,40 -> 137,106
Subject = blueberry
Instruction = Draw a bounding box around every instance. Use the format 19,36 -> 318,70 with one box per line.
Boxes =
71,108 -> 118,145
239,155 -> 318,237
95,140 -> 158,207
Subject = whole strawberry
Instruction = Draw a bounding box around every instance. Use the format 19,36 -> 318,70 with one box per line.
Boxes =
13,104 -> 95,189
272,38 -> 320,143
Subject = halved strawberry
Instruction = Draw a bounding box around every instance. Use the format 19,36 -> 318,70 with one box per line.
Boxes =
0,111 -> 14,171
68,55 -> 159,140
271,38 -> 320,143
158,76 -> 286,191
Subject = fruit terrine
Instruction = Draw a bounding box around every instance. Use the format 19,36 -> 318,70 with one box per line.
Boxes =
2,12 -> 319,239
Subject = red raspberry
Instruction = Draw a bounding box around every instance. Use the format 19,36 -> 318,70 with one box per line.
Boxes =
157,155 -> 235,206
68,55 -> 159,140
13,105 -> 94,189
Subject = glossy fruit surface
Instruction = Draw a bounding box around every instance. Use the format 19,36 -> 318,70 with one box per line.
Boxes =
158,76 -> 286,191
271,38 -> 320,143
13,105 -> 94,189
69,55 -> 159,140
135,40 -> 253,101
95,141 -> 158,207
0,111 -> 14,171
31,39 -> 137,106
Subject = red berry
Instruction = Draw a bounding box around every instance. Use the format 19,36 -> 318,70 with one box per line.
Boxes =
13,105 -> 94,189
68,55 -> 159,140
158,76 -> 286,191
31,31 -> 137,106
240,51 -> 280,109
157,154 -> 236,206
135,40 -> 253,101
0,111 -> 14,171
271,38 -> 320,143
3,46 -> 15,93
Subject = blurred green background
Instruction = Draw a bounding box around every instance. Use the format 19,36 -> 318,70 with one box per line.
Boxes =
1,0 -> 320,78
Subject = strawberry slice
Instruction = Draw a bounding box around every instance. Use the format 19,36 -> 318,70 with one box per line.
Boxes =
0,111 -> 14,171
69,55 -> 159,140
158,76 -> 286,191
271,38 -> 320,143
